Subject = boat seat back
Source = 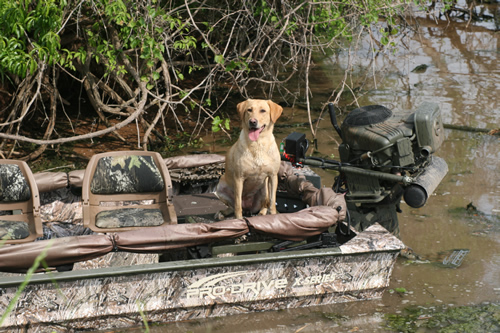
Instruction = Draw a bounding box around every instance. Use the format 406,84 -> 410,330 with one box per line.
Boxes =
82,151 -> 177,232
0,160 -> 43,243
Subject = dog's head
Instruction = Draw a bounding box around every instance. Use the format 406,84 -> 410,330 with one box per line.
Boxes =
237,99 -> 283,142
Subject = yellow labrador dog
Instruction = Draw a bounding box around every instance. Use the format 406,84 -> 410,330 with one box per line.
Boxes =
216,99 -> 283,219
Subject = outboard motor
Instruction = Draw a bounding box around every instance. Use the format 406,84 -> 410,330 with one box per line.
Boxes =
330,102 -> 448,236
281,102 -> 448,237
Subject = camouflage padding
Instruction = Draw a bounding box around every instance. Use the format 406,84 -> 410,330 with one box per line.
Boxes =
170,163 -> 224,195
0,220 -> 30,240
91,155 -> 164,195
95,208 -> 164,229
40,188 -> 83,224
0,164 -> 31,202
41,223 -> 94,240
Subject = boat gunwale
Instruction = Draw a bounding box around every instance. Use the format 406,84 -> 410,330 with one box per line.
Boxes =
0,244 -> 402,288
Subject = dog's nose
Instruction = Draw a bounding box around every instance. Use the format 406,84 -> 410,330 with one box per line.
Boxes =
249,118 -> 258,128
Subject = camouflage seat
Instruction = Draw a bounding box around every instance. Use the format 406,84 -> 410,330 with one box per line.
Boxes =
0,160 -> 43,243
82,151 -> 177,232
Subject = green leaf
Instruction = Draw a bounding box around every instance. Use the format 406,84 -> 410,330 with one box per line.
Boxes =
214,54 -> 224,64
28,59 -> 37,74
211,116 -> 222,132
225,61 -> 236,72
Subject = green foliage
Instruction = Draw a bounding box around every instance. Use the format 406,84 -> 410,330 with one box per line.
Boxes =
0,0 -> 454,85
161,132 -> 204,155
211,116 -> 230,133
214,54 -> 224,65
225,58 -> 249,73
251,0 -> 412,45
0,0 -> 453,82
0,0 -> 79,78
136,300 -> 150,333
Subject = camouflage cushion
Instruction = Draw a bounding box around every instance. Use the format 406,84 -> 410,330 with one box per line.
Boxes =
0,220 -> 30,240
0,164 -> 31,202
95,208 -> 164,229
91,155 -> 165,195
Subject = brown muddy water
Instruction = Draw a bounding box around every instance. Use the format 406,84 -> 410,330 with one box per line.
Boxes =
115,4 -> 499,333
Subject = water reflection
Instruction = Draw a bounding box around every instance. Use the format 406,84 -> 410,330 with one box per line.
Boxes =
328,20 -> 499,128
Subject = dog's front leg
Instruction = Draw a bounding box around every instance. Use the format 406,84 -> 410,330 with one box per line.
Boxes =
268,173 -> 278,215
258,177 -> 270,216
233,177 -> 244,219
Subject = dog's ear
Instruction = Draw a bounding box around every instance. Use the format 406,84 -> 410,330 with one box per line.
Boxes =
237,100 -> 248,120
267,100 -> 283,123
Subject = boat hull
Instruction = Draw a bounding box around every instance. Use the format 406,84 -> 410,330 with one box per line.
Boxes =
0,224 -> 403,332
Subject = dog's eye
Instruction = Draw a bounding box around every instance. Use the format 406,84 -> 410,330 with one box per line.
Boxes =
260,109 -> 266,113
247,108 -> 252,112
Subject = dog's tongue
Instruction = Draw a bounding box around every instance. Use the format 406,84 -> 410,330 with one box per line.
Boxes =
248,128 -> 262,141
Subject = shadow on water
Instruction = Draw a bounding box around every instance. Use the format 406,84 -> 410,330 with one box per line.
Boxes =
119,4 -> 499,333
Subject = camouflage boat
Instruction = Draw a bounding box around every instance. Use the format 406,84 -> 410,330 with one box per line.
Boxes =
0,153 -> 404,332
0,102 -> 448,332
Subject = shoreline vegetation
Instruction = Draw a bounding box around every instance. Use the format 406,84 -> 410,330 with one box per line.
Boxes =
2,0 -> 495,163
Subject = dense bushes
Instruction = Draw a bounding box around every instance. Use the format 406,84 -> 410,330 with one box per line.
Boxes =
0,0 -> 452,160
